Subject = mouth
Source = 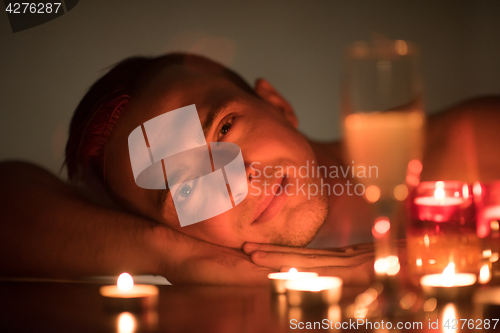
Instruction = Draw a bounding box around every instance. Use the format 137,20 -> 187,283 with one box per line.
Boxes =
252,175 -> 289,225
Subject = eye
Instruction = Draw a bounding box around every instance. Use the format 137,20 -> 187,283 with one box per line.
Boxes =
179,184 -> 191,198
173,178 -> 198,204
217,119 -> 233,140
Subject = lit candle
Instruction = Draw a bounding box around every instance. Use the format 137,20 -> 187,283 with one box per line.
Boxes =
284,276 -> 343,307
374,255 -> 400,276
268,268 -> 318,294
420,263 -> 477,299
414,181 -> 464,205
413,181 -> 467,222
478,263 -> 491,284
99,273 -> 159,312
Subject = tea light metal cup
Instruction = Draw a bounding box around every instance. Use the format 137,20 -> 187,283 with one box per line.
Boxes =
420,263 -> 477,300
285,276 -> 343,308
267,268 -> 318,294
99,273 -> 159,312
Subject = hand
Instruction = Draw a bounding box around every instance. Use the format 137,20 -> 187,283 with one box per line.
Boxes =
156,226 -> 273,286
243,242 -> 376,286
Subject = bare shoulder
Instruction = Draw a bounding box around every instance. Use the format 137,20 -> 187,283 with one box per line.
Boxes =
0,160 -> 71,192
422,95 -> 500,182
0,160 -> 117,208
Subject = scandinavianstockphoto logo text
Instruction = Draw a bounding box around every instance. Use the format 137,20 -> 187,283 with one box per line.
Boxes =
249,161 -> 378,199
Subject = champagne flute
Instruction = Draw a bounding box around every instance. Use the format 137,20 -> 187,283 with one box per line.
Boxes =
341,39 -> 426,280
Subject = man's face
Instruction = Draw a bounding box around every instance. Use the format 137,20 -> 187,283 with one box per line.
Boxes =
105,64 -> 328,248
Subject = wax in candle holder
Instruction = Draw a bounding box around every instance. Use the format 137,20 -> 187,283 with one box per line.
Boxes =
268,268 -> 318,294
99,273 -> 159,312
285,276 -> 343,308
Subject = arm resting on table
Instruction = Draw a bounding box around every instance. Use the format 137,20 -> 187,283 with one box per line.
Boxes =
0,161 -> 271,285
0,161 -> 167,278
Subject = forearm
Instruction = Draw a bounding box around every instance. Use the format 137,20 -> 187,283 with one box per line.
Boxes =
0,161 -> 166,279
0,161 -> 273,285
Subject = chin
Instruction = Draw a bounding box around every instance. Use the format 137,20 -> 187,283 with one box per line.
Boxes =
269,193 -> 328,247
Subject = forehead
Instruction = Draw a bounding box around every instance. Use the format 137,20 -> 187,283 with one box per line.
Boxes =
126,65 -> 250,126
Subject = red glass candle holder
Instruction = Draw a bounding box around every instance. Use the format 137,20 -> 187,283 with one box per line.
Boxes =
474,181 -> 500,282
406,181 -> 481,283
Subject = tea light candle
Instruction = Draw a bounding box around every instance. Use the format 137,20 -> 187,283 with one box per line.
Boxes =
268,268 -> 318,294
285,276 -> 343,307
99,273 -> 159,312
420,263 -> 477,299
413,181 -> 467,222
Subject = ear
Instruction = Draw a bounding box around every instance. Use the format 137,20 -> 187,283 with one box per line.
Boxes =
254,78 -> 298,129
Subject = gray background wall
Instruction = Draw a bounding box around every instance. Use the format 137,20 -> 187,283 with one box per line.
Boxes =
1,0 -> 499,177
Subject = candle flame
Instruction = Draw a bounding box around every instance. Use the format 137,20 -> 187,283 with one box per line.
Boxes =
288,267 -> 298,274
441,263 -> 456,287
491,220 -> 499,231
434,187 -> 445,201
424,234 -> 430,247
373,256 -> 400,275
473,182 -> 482,198
462,184 -> 469,199
479,264 -> 491,284
386,255 -> 400,276
373,218 -> 390,238
374,258 -> 389,274
117,273 -> 134,291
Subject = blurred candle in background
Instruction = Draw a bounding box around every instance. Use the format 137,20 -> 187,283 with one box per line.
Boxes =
474,181 -> 500,281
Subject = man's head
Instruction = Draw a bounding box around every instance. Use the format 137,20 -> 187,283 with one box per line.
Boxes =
66,53 -> 328,248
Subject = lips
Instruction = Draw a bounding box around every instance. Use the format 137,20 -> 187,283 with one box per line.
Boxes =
252,175 -> 289,224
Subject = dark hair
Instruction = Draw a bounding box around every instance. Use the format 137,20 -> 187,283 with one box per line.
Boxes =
64,53 -> 255,183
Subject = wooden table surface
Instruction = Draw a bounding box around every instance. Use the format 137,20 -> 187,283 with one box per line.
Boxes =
0,280 -> 498,332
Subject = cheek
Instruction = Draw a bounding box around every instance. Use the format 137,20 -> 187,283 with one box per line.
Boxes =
180,211 -> 244,247
250,125 -> 313,161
